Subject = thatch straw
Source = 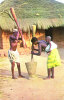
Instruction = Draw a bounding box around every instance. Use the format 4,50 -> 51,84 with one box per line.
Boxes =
0,12 -> 17,31
0,0 -> 64,32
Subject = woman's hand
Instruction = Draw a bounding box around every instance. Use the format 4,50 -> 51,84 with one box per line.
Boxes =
47,51 -> 51,55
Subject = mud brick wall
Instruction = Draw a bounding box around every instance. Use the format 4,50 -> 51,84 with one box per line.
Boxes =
53,27 -> 64,48
0,29 -> 45,56
23,29 -> 45,47
2,31 -> 11,49
1,31 -> 22,49
36,29 -> 45,40
23,29 -> 45,40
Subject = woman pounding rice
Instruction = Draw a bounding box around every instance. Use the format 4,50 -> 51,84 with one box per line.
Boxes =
31,37 -> 47,55
45,36 -> 61,79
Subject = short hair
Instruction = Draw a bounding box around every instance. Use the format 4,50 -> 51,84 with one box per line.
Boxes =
46,36 -> 51,40
31,37 -> 38,43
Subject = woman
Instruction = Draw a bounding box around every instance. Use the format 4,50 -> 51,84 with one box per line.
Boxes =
45,36 -> 61,79
31,37 -> 47,55
8,29 -> 23,79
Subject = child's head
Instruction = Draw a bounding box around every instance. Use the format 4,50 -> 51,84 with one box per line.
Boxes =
46,36 -> 51,43
31,37 -> 38,45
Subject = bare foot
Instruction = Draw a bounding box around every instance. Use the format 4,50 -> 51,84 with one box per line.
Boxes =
18,75 -> 25,78
51,76 -> 54,79
12,77 -> 17,79
43,76 -> 51,80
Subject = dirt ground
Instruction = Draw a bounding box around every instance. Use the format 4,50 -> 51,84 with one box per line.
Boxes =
0,48 -> 64,100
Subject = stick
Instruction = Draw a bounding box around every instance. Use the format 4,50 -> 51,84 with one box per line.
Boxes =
10,7 -> 27,48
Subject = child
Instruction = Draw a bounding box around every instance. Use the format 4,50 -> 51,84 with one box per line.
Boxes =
45,36 -> 61,79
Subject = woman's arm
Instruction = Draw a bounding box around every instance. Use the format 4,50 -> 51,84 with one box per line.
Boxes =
33,48 -> 39,51
10,35 -> 17,40
49,42 -> 51,51
32,45 -> 39,51
47,42 -> 51,55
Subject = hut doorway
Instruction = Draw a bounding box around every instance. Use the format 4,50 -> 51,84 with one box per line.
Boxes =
45,28 -> 53,40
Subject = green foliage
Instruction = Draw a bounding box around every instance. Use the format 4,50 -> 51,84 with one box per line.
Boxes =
0,0 -> 64,31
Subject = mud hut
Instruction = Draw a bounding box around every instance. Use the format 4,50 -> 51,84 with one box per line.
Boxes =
0,0 -> 64,56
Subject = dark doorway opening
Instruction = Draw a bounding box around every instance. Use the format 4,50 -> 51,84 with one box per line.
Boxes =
45,28 -> 53,40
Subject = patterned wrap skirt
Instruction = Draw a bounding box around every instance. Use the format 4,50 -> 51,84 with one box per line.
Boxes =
47,48 -> 61,69
8,49 -> 20,63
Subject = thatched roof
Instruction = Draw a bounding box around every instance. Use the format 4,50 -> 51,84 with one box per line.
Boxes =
0,0 -> 64,32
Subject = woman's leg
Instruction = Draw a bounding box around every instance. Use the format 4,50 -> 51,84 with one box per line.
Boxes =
48,68 -> 51,78
51,67 -> 54,78
17,62 -> 21,76
17,62 -> 24,77
44,68 -> 51,79
11,61 -> 15,79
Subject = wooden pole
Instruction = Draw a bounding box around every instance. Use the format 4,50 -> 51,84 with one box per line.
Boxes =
31,25 -> 36,60
28,26 -> 31,48
10,7 -> 27,48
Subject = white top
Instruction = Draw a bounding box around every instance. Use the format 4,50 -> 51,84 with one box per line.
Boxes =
50,41 -> 57,50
